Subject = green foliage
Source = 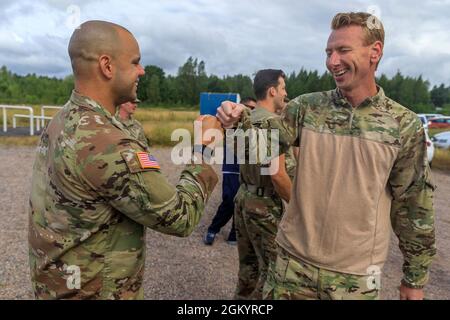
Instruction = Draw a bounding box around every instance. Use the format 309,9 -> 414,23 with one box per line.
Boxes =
0,66 -> 74,105
376,71 -> 433,112
430,84 -> 450,109
439,104 -> 450,116
1,61 -> 449,113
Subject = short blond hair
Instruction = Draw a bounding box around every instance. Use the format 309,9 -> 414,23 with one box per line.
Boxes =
331,12 -> 385,46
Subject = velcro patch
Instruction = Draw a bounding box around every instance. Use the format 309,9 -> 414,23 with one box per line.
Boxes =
136,152 -> 161,169
120,150 -> 160,173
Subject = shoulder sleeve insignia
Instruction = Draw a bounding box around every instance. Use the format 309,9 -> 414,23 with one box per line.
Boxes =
136,152 -> 161,169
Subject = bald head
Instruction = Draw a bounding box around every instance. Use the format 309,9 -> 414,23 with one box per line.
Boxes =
68,20 -> 133,78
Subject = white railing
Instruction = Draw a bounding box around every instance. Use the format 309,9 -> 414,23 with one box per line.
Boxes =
0,105 -> 62,136
41,106 -> 62,127
13,114 -> 53,131
0,105 -> 35,136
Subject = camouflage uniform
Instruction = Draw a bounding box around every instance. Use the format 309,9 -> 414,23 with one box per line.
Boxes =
28,91 -> 218,299
238,87 -> 436,299
263,247 -> 380,300
233,106 -> 296,300
116,112 -> 150,150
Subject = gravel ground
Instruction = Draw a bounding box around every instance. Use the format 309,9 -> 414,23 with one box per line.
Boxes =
0,146 -> 449,300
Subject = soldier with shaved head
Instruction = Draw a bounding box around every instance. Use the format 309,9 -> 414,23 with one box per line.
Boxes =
28,20 -> 219,300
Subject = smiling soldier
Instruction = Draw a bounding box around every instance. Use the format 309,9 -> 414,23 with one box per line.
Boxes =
216,12 -> 436,300
28,20 -> 219,299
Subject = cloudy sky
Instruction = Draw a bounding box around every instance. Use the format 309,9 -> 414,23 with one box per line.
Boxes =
0,0 -> 449,86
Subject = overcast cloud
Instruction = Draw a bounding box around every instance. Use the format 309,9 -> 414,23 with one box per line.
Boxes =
0,0 -> 449,86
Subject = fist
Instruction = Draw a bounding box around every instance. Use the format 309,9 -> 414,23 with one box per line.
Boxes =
399,284 -> 424,300
195,115 -> 223,146
216,101 -> 245,129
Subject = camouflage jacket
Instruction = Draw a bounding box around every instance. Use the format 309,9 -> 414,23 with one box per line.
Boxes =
115,113 -> 150,150
238,87 -> 436,289
238,106 -> 297,189
28,90 -> 218,299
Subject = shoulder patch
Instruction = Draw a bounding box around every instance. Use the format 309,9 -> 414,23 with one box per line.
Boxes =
120,150 -> 160,173
136,152 -> 161,169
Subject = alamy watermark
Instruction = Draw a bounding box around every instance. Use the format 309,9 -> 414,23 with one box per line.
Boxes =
64,264 -> 81,290
366,265 -> 381,291
366,5 -> 382,30
65,4 -> 81,30
170,121 -> 281,175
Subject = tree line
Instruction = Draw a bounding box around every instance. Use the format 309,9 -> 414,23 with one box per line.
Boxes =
1,58 -> 449,114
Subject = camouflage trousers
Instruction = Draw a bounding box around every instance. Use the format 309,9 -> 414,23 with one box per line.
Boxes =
234,186 -> 283,300
263,247 -> 380,300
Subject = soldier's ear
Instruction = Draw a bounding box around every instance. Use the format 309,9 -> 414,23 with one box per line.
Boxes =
99,54 -> 114,80
370,41 -> 383,66
268,86 -> 276,97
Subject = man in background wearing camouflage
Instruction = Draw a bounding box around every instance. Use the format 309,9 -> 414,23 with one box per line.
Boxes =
233,69 -> 296,299
117,99 -> 150,149
217,12 -> 436,300
204,97 -> 256,246
28,20 -> 219,299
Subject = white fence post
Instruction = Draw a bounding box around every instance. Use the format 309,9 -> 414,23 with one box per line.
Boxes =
36,116 -> 40,132
2,106 -> 7,132
41,106 -> 63,129
41,107 -> 45,128
0,105 -> 35,135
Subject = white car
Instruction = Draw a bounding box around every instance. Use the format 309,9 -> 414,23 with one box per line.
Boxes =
431,131 -> 450,149
418,113 -> 444,121
418,114 -> 428,130
425,129 -> 434,164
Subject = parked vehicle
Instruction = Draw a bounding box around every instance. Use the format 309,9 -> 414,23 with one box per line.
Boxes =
428,116 -> 450,129
431,131 -> 450,149
418,114 -> 428,130
418,113 -> 444,121
425,129 -> 434,164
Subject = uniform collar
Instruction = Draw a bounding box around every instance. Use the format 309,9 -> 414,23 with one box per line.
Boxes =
113,109 -> 134,127
69,90 -> 115,120
120,117 -> 134,127
253,105 -> 276,116
332,85 -> 385,109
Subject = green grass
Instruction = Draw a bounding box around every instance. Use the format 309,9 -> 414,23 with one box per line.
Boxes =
136,108 -> 198,146
0,136 -> 39,146
429,129 -> 450,172
0,104 -> 197,126
432,148 -> 450,171
139,103 -> 198,111
0,108 -> 198,147
134,108 -> 198,122
429,128 -> 450,136
141,121 -> 195,147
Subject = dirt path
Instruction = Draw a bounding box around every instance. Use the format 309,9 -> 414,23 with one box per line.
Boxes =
0,146 -> 448,299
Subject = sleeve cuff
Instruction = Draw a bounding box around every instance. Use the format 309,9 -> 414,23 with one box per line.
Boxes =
401,267 -> 429,289
401,278 -> 425,289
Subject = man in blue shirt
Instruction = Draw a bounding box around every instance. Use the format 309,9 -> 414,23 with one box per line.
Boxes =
204,97 -> 257,245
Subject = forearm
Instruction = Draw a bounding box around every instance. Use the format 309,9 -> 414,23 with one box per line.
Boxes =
272,174 -> 292,202
112,163 -> 218,237
391,183 -> 436,288
270,154 -> 292,202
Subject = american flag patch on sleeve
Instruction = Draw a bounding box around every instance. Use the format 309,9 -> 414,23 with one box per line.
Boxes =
136,152 -> 161,169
